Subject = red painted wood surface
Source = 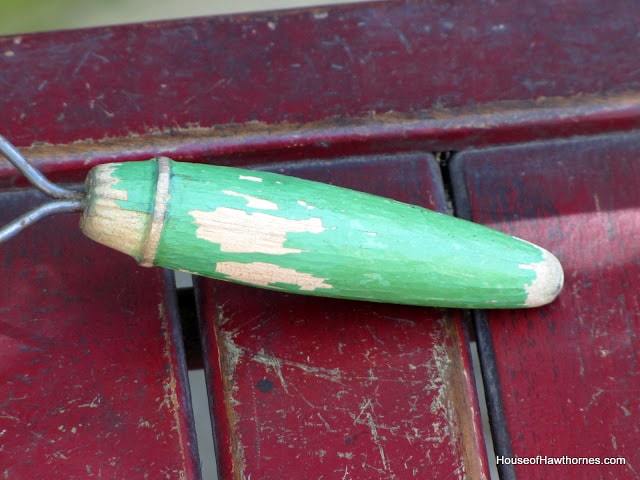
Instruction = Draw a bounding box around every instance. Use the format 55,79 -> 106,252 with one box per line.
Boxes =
2,2 -> 640,479
451,133 -> 640,479
3,1 -> 640,188
0,190 -> 199,478
197,153 -> 489,479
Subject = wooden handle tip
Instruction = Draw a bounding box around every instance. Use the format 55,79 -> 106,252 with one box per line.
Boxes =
522,248 -> 564,307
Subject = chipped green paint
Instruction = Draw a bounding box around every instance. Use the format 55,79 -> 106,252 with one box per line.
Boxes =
110,160 -> 157,215
82,158 -> 563,308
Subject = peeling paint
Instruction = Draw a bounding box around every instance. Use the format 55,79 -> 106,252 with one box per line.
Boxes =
216,328 -> 247,478
222,190 -> 278,210
157,303 -> 190,477
80,162 -> 152,260
425,341 -> 454,444
95,163 -> 127,204
519,245 -> 564,307
191,207 -> 325,254
215,261 -> 332,291
221,330 -> 244,378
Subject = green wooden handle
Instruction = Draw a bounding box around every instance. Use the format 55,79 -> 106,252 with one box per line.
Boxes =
79,158 -> 563,308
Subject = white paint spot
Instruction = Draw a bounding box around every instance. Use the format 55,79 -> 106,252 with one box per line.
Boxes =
297,200 -> 317,210
215,261 -> 332,291
239,175 -> 263,182
222,190 -> 278,210
267,21 -> 277,30
519,246 -> 564,307
138,418 -> 152,428
313,10 -> 329,19
191,207 -> 324,254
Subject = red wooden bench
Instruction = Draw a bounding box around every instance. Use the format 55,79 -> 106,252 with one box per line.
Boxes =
1,1 -> 639,478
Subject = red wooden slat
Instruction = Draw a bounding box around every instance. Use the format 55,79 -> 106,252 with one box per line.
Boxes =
3,1 -> 640,184
451,133 -> 640,479
197,153 -> 489,479
0,190 -> 199,479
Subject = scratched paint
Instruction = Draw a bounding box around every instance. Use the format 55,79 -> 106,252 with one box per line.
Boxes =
1,189 -> 199,478
200,288 -> 485,479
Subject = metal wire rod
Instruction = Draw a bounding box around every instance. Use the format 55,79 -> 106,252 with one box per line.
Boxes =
0,135 -> 84,200
0,199 -> 84,242
0,135 -> 85,242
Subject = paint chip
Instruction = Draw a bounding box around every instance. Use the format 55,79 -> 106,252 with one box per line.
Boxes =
216,261 -> 332,291
97,163 -> 127,202
519,246 -> 564,307
222,190 -> 278,210
297,200 -> 317,210
191,207 -> 325,254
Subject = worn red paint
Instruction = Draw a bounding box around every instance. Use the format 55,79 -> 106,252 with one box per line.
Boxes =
0,191 -> 199,478
453,133 -> 640,478
3,2 -> 640,171
198,154 -> 489,479
1,1 -> 640,478
4,91 -> 640,191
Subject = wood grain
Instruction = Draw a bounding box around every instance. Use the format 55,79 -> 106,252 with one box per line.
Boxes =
452,132 -> 640,479
0,189 -> 199,478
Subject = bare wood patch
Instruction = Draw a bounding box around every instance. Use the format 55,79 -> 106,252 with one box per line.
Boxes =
191,207 -> 324,254
215,261 -> 332,291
